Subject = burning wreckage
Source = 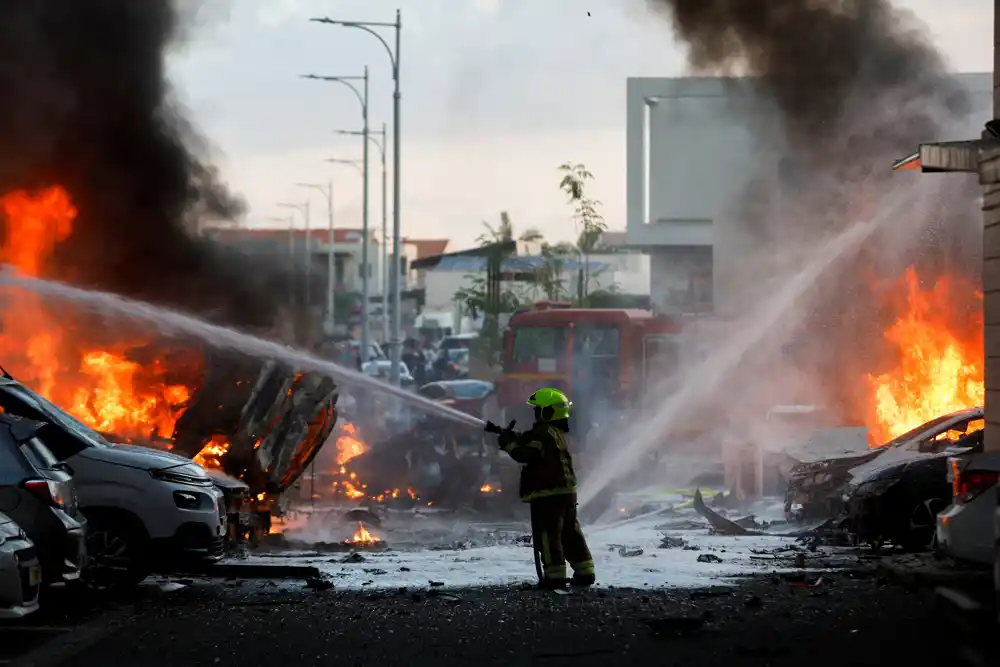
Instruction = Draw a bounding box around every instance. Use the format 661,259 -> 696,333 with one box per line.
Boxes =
783,407 -> 984,550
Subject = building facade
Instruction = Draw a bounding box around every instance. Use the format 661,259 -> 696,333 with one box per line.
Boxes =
626,76 -> 764,316
627,74 -> 993,318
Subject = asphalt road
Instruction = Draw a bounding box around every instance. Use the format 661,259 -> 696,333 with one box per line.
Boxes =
42,570 -> 989,667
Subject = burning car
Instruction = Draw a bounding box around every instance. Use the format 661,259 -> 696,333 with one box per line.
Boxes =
785,407 -> 984,522
841,425 -> 984,551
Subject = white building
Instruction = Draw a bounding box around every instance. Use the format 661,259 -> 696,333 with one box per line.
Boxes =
626,74 -> 993,316
421,251 -> 648,317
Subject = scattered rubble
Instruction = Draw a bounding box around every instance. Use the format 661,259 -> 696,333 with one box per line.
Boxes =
658,536 -> 688,549
696,554 -> 723,564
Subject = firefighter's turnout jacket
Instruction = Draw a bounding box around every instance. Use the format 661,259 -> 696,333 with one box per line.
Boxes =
500,422 -> 578,502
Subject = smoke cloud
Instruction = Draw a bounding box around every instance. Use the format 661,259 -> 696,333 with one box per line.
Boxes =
650,0 -> 968,162
0,0 -> 290,328
639,0 -> 982,422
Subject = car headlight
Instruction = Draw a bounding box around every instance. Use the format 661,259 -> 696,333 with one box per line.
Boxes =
151,465 -> 214,487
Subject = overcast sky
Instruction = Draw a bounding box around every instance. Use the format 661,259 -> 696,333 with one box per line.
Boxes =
167,0 -> 993,248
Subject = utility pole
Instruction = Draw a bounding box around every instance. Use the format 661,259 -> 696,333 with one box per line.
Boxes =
267,214 -> 296,308
311,9 -> 403,384
278,200 -> 311,309
296,182 -> 336,334
334,123 -> 387,343
301,69 -> 371,359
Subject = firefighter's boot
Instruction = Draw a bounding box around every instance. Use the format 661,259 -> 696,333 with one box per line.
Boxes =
570,572 -> 595,587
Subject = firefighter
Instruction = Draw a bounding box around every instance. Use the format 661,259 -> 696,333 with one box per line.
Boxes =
486,388 -> 595,589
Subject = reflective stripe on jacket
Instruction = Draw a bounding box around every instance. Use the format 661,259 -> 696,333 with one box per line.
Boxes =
500,422 -> 577,502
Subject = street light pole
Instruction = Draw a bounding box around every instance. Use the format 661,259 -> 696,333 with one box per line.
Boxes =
301,69 -> 371,362
296,182 -> 336,334
310,9 -> 403,385
278,201 -> 311,310
267,214 -> 296,308
334,124 -> 387,344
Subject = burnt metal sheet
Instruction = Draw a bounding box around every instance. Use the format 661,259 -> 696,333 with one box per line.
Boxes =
892,140 -> 985,173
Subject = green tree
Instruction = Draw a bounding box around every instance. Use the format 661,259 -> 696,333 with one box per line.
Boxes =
558,162 -> 607,302
453,211 -> 538,367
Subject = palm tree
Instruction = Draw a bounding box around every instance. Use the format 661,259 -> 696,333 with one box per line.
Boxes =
558,162 -> 607,303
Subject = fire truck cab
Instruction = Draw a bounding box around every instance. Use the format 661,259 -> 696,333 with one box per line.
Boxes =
497,302 -> 683,430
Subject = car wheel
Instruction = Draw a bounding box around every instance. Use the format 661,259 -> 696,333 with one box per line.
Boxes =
902,497 -> 948,552
83,519 -> 150,590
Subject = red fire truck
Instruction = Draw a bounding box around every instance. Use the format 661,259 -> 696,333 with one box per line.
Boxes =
496,302 -> 685,427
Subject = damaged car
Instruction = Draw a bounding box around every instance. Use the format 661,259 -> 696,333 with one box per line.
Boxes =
841,424 -> 984,551
785,407 -> 984,522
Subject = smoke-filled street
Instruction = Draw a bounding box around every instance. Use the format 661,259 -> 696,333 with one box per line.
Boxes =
0,0 -> 997,665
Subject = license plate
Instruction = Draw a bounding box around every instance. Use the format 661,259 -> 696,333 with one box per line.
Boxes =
27,565 -> 41,587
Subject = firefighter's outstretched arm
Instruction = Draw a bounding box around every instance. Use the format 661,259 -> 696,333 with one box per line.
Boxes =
500,429 -> 551,464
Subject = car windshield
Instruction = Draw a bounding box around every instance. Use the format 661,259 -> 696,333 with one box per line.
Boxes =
8,385 -> 109,447
511,326 -> 569,363
446,381 -> 492,399
880,410 -> 980,449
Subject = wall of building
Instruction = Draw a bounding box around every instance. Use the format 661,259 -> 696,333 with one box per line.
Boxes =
984,0 -> 1000,453
626,76 -> 777,315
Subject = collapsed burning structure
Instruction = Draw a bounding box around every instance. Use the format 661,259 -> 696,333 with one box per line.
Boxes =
0,0 -> 342,532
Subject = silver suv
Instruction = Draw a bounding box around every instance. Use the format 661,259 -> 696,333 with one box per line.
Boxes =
0,378 -> 224,586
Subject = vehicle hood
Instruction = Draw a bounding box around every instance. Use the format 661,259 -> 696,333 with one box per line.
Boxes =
205,468 -> 249,491
847,447 -> 971,486
78,443 -> 202,472
788,449 -> 882,478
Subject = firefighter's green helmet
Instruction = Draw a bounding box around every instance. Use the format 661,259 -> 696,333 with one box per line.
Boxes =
526,387 -> 572,421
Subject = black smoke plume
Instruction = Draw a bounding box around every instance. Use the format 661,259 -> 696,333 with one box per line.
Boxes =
644,0 -> 982,425
0,0 -> 291,329
646,0 -> 972,239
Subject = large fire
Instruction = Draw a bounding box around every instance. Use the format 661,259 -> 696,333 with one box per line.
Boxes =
328,422 -> 416,502
0,186 -> 196,443
866,267 -> 984,445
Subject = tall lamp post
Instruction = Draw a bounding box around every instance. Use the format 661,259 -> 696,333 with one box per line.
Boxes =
310,10 -> 403,385
295,182 -> 336,334
277,201 -> 311,307
335,124 -> 388,344
266,214 -> 296,307
302,69 -> 371,361
324,157 -> 372,350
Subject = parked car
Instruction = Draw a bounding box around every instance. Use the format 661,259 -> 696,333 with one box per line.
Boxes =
0,511 -> 40,619
416,380 -> 494,420
840,426 -> 984,551
361,360 -> 415,388
0,378 -> 225,586
936,449 -> 1000,564
0,413 -> 86,585
786,407 -> 984,521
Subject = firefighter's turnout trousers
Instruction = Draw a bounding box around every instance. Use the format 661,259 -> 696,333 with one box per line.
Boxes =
499,422 -> 595,585
530,493 -> 594,583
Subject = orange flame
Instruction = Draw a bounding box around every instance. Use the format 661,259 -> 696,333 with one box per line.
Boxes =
346,521 -> 378,544
193,434 -> 230,469
0,186 -> 197,442
867,268 -> 984,444
480,483 -> 497,493
334,422 -> 368,464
